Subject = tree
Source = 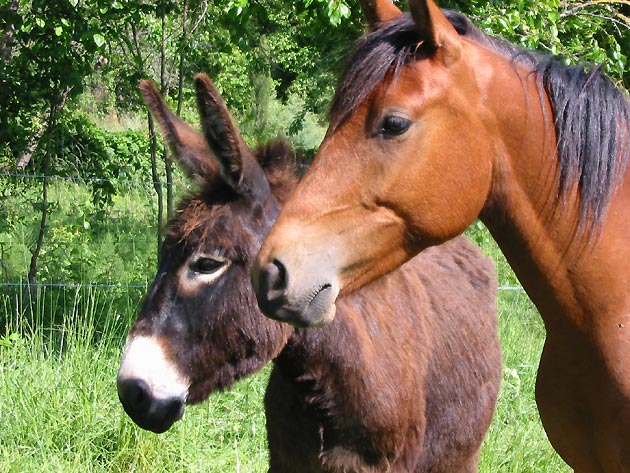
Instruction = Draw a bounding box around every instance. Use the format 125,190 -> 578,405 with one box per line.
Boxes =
442,0 -> 630,88
0,0 -> 112,287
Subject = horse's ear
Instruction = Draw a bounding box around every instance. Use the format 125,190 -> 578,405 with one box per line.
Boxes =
408,0 -> 461,62
193,73 -> 245,192
360,0 -> 402,28
139,80 -> 218,184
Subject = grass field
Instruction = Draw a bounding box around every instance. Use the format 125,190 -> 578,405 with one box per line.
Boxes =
1,177 -> 569,472
0,237 -> 572,473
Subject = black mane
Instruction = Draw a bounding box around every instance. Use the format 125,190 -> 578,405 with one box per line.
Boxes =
330,10 -> 630,231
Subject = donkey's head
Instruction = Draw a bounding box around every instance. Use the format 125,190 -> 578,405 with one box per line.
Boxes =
117,75 -> 295,433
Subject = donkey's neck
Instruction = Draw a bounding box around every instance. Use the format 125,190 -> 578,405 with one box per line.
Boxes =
272,280 -> 427,450
274,316 -> 370,421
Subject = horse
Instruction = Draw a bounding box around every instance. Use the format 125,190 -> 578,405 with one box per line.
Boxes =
116,74 -> 502,472
252,1 -> 630,471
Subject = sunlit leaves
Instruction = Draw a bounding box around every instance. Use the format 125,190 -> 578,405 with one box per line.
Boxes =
93,33 -> 105,47
453,0 -> 629,88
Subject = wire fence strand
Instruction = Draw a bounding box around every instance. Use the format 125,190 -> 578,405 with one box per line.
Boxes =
0,172 -> 178,186
0,172 -> 526,294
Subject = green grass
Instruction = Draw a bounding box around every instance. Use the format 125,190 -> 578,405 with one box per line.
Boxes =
0,178 -> 569,473
0,278 -> 570,472
478,291 -> 570,472
0,287 -> 270,472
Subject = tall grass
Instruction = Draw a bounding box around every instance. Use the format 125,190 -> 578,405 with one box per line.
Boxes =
0,278 -> 570,471
0,287 -> 270,472
478,291 -> 570,472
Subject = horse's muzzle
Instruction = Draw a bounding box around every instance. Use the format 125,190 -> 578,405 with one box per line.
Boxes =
252,258 -> 339,328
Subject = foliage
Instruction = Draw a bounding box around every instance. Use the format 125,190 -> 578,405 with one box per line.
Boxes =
51,111 -> 157,209
0,177 -> 161,287
0,0 -> 113,161
3,0 -> 628,165
443,0 -> 630,88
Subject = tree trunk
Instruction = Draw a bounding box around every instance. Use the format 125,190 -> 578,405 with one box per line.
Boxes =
15,124 -> 46,169
147,111 -> 164,259
161,10 -> 174,221
1,0 -> 19,62
27,87 -> 70,289
176,0 -> 189,117
25,99 -> 56,310
27,151 -> 49,288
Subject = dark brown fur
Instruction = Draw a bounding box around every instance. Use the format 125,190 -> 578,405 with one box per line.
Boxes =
118,76 -> 501,472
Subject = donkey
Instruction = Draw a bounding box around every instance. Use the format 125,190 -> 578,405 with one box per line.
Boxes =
117,74 -> 501,472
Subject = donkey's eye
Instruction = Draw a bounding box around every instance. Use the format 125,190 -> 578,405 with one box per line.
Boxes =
379,115 -> 412,137
189,257 -> 227,275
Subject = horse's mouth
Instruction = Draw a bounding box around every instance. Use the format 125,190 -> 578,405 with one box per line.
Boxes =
302,284 -> 335,324
288,282 -> 339,328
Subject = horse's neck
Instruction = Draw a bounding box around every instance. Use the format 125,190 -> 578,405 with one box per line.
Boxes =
481,76 -> 630,331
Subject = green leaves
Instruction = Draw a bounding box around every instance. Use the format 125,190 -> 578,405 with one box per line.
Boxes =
324,0 -> 351,26
93,33 -> 105,47
458,0 -> 629,88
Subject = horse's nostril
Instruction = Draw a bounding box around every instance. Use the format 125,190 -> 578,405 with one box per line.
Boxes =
260,259 -> 288,301
271,259 -> 287,292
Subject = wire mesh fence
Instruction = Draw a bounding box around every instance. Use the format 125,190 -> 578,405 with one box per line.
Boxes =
0,170 -> 186,323
0,170 -> 524,326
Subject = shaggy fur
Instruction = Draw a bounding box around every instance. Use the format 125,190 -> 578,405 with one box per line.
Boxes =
121,78 -> 502,472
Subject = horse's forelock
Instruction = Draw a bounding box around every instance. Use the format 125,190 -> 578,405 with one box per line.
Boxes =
328,11 -> 482,131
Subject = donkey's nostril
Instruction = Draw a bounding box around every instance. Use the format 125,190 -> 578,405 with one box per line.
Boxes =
118,378 -> 151,413
117,377 -> 185,433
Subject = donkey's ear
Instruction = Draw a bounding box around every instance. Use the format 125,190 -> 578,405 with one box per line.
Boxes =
360,0 -> 402,28
408,0 -> 461,61
193,73 -> 244,191
139,80 -> 218,184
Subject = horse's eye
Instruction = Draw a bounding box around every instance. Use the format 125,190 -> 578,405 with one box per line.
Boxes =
189,257 -> 226,275
379,115 -> 412,137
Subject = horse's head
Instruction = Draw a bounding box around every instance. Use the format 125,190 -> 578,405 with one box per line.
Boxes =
253,0 -> 498,327
117,75 -> 294,433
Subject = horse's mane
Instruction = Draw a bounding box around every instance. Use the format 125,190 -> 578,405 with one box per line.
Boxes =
330,11 -> 630,231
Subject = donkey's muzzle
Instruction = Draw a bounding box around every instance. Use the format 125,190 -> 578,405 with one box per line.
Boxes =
117,378 -> 184,433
